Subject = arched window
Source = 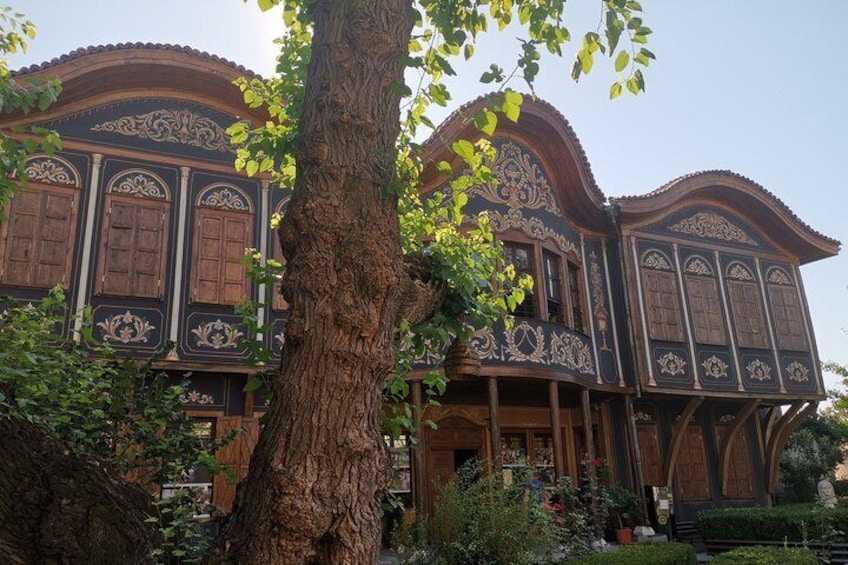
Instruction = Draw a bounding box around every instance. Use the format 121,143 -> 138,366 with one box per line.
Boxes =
191,183 -> 254,305
96,169 -> 171,298
0,155 -> 82,288
766,267 -> 806,351
639,249 -> 684,342
725,261 -> 768,349
682,255 -> 726,345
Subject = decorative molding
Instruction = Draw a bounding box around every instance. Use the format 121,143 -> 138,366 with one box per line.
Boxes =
179,389 -> 215,405
590,251 -> 611,351
746,359 -> 772,382
633,410 -> 654,423
488,208 -> 576,255
641,250 -> 673,271
726,262 -> 755,282
701,355 -> 729,379
190,319 -> 244,350
274,331 -> 286,349
785,361 -> 810,383
657,351 -> 687,376
668,212 -> 758,246
91,108 -> 234,153
767,268 -> 793,286
549,329 -> 595,374
470,140 -> 561,214
471,327 -> 501,361
107,169 -> 169,200
24,156 -> 80,187
96,310 -> 155,344
684,256 -> 713,277
198,185 -> 251,212
505,321 -> 546,363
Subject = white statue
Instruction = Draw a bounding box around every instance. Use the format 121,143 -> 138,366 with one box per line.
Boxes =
818,478 -> 837,508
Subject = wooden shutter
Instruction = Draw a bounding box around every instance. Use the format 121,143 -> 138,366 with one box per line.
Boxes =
685,276 -> 726,345
192,208 -> 252,305
768,285 -> 807,351
97,197 -> 168,298
213,416 -> 260,513
676,425 -> 711,500
642,269 -> 684,342
728,281 -> 769,349
637,425 -> 663,487
716,426 -> 754,499
0,185 -> 78,288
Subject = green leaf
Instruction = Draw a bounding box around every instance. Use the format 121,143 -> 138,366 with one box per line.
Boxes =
436,161 -> 453,175
474,109 -> 497,135
464,44 -> 474,60
246,160 -> 258,177
609,82 -> 623,100
614,50 -> 629,72
451,140 -> 475,164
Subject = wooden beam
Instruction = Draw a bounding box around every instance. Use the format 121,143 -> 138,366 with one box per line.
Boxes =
625,395 -> 649,522
765,401 -> 818,493
411,382 -> 427,513
488,377 -> 501,473
581,388 -> 595,464
549,380 -> 565,479
719,400 -> 760,497
663,396 -> 704,487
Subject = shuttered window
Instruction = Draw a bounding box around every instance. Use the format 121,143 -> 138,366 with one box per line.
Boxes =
0,185 -> 78,288
728,281 -> 769,349
676,425 -> 711,501
192,207 -> 253,305
641,269 -> 684,342
768,284 -> 807,351
716,426 -> 754,499
685,275 -> 726,345
96,197 -> 169,298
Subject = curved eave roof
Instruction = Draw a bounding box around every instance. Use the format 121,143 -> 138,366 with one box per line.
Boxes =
610,170 -> 840,264
419,93 -> 609,231
8,43 -> 266,125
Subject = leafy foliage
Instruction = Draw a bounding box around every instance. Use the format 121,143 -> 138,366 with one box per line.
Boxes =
695,504 -> 848,543
0,6 -> 62,215
779,413 -> 848,503
560,542 -> 697,565
710,546 -> 818,565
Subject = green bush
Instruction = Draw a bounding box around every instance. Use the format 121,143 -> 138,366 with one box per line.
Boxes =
696,504 -> 848,542
560,542 -> 696,564
710,546 -> 818,565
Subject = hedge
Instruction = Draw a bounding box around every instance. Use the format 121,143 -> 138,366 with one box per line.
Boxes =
561,542 -> 696,565
696,504 -> 848,542
710,546 -> 818,565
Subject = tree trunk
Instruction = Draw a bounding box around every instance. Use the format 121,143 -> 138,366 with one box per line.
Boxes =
207,1 -> 415,563
0,418 -> 155,564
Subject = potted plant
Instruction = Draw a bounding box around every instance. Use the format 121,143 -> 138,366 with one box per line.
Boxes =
605,484 -> 638,545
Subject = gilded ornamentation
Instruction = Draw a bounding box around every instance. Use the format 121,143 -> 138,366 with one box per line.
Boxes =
274,331 -> 286,349
108,171 -> 167,200
701,355 -> 729,379
24,157 -> 78,186
746,359 -> 772,382
768,268 -> 793,286
199,186 -> 250,211
505,321 -> 546,363
590,251 -> 610,351
179,390 -> 215,405
668,212 -> 758,246
657,351 -> 686,376
488,208 -> 576,255
471,327 -> 501,361
641,250 -> 673,271
191,319 -> 244,350
785,361 -> 810,383
727,263 -> 755,281
717,414 -> 735,424
91,108 -> 234,153
96,311 -> 155,344
470,140 -> 561,214
685,256 -> 713,277
633,411 -> 654,423
550,330 -> 595,374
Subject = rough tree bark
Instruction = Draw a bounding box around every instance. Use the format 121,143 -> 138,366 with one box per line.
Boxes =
206,1 -> 417,563
0,417 -> 155,565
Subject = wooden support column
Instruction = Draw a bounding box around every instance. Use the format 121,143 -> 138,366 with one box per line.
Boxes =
663,396 -> 704,487
625,395 -> 649,521
488,377 -> 501,473
719,400 -> 760,497
581,388 -> 595,464
765,401 -> 818,493
411,381 -> 427,512
548,380 -> 565,479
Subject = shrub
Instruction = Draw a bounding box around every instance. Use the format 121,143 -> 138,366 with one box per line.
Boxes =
560,542 -> 696,564
696,504 -> 848,542
710,546 -> 818,565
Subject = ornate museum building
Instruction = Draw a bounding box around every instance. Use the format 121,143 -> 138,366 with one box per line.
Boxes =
1,45 -> 839,524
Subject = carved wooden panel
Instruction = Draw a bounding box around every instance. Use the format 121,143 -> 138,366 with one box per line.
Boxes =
636,424 -> 663,487
641,269 -> 684,342
97,197 -> 168,298
213,416 -> 260,512
0,185 -> 78,288
716,426 -> 754,499
191,208 -> 253,305
768,285 -> 807,351
675,425 -> 711,500
685,275 -> 726,345
728,281 -> 769,349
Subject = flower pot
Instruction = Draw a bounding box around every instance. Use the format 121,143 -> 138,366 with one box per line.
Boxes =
615,528 -> 633,545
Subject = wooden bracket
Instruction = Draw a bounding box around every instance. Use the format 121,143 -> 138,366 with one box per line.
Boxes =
663,396 -> 704,487
764,401 -> 818,493
719,400 -> 760,497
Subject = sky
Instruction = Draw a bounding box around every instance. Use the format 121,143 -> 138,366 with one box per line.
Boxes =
11,1 -> 848,391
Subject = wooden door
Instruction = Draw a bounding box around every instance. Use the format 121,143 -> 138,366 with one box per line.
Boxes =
676,425 -> 711,501
637,424 -> 663,487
